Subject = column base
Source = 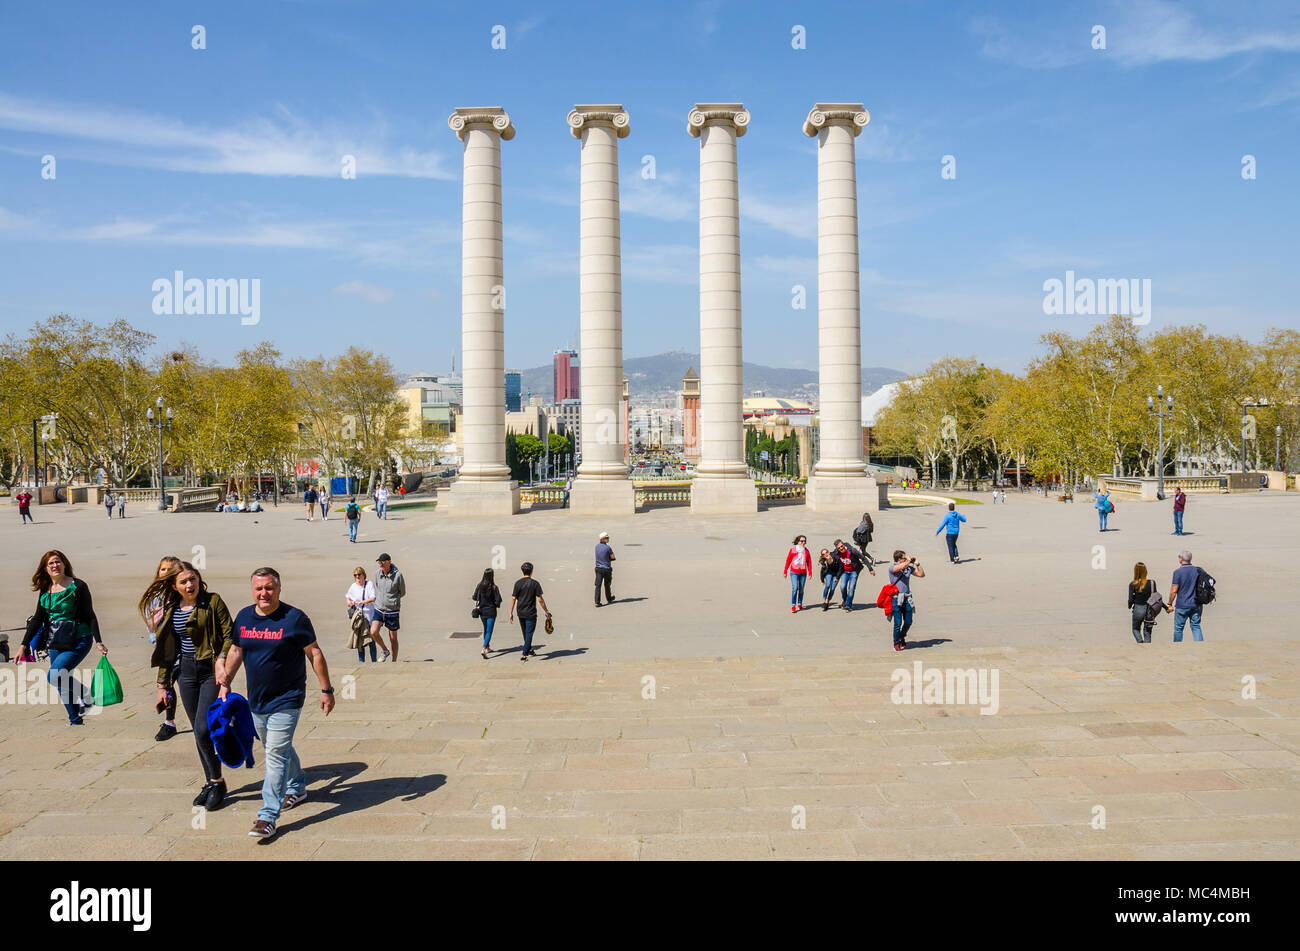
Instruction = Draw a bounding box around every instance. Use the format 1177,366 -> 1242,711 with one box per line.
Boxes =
690,478 -> 757,515
570,479 -> 635,516
441,479 -> 520,517
805,475 -> 883,513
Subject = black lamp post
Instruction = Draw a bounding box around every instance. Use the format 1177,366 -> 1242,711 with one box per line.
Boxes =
146,397 -> 173,511
1277,425 -> 1283,472
1147,385 -> 1174,498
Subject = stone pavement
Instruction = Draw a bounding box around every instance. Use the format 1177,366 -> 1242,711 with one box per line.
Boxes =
1,643 -> 1297,860
1,491 -> 1297,859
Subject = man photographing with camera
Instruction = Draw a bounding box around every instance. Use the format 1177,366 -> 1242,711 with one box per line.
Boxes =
888,550 -> 926,651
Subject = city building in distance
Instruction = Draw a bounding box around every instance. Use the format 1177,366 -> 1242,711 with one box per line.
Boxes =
553,348 -> 579,403
505,369 -> 522,412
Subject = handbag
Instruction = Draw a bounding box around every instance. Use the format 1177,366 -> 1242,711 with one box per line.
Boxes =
46,619 -> 78,651
471,606 -> 481,619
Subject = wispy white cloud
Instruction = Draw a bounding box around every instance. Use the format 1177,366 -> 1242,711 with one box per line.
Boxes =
974,0 -> 1300,70
0,93 -> 452,178
741,193 -> 816,240
334,280 -> 394,303
0,205 -> 34,230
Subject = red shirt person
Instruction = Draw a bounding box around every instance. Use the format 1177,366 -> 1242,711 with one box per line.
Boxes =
16,490 -> 34,524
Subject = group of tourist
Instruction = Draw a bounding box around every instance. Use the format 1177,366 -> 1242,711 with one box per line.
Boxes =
17,549 -> 332,841
102,491 -> 126,518
780,516 -> 930,652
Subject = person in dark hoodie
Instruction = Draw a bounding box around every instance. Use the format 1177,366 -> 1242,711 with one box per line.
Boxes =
851,513 -> 874,555
19,550 -> 109,725
140,561 -> 234,810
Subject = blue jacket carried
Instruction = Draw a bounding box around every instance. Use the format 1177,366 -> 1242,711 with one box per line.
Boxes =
936,511 -> 967,536
206,693 -> 258,769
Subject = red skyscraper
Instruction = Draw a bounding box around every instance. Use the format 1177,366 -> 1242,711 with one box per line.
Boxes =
553,348 -> 580,403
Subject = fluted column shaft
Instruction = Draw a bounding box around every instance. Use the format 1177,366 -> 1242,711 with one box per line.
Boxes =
806,106 -> 869,478
690,106 -> 749,480
571,108 -> 629,479
450,111 -> 513,482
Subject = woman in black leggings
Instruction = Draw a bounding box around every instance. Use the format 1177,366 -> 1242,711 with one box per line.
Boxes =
139,561 -> 234,810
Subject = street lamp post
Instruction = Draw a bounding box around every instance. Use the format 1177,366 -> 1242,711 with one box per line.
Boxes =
1147,385 -> 1174,499
41,434 -> 48,488
1277,425 -> 1283,472
146,396 -> 173,511
1241,400 -> 1268,475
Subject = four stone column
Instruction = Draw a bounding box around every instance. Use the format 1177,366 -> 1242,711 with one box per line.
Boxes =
443,106 -> 520,516
687,103 -> 757,514
568,105 -> 635,515
803,103 -> 880,513
438,99 -> 879,519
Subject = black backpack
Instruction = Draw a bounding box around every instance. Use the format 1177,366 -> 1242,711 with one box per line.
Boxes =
346,502 -> 360,520
1194,568 -> 1216,606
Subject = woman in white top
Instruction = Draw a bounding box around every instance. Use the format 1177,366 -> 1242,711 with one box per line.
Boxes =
346,567 -> 378,661
319,486 -> 331,520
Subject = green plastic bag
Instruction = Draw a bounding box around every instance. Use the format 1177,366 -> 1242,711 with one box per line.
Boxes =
90,655 -> 124,707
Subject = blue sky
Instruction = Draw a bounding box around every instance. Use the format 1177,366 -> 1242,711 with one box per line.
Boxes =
1,0 -> 1297,378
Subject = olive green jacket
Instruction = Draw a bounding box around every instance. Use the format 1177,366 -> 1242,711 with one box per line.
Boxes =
150,591 -> 234,687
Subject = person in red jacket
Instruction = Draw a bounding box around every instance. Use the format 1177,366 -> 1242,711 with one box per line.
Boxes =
782,534 -> 812,613
16,489 -> 34,524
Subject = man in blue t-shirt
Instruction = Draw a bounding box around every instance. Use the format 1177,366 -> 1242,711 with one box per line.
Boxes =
935,503 -> 967,563
218,567 -> 334,840
1165,550 -> 1204,642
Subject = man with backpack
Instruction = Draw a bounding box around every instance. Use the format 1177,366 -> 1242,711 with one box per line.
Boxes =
304,485 -> 318,522
345,497 -> 361,543
1165,549 -> 1212,642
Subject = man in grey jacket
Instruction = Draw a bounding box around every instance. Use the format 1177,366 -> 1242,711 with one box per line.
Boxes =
370,553 -> 406,661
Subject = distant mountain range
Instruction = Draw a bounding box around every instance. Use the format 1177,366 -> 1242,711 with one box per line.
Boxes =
519,351 -> 907,401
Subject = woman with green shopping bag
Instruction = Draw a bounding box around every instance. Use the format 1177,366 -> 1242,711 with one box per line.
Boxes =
19,550 -> 109,725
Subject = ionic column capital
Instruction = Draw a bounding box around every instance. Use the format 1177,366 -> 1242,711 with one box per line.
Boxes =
568,104 -> 630,139
802,102 -> 869,138
448,106 -> 515,142
687,102 -> 750,138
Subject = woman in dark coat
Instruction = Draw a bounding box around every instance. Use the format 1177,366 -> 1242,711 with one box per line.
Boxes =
472,568 -> 503,659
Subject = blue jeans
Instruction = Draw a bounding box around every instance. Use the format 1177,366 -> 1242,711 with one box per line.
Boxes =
945,533 -> 959,561
1174,510 -> 1184,534
481,615 -> 496,649
251,707 -> 306,824
376,499 -> 387,519
48,637 -> 93,723
789,572 -> 807,606
519,616 -> 537,653
347,518 -> 358,541
821,575 -> 837,601
1173,606 -> 1203,642
892,595 -> 914,645
358,641 -> 377,661
1098,510 -> 1108,530
838,570 -> 859,609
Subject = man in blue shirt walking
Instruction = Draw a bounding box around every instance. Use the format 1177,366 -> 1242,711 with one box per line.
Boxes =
935,502 -> 967,563
218,567 -> 334,840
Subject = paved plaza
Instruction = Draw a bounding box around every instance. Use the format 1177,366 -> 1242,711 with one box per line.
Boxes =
1,492 -> 1297,859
